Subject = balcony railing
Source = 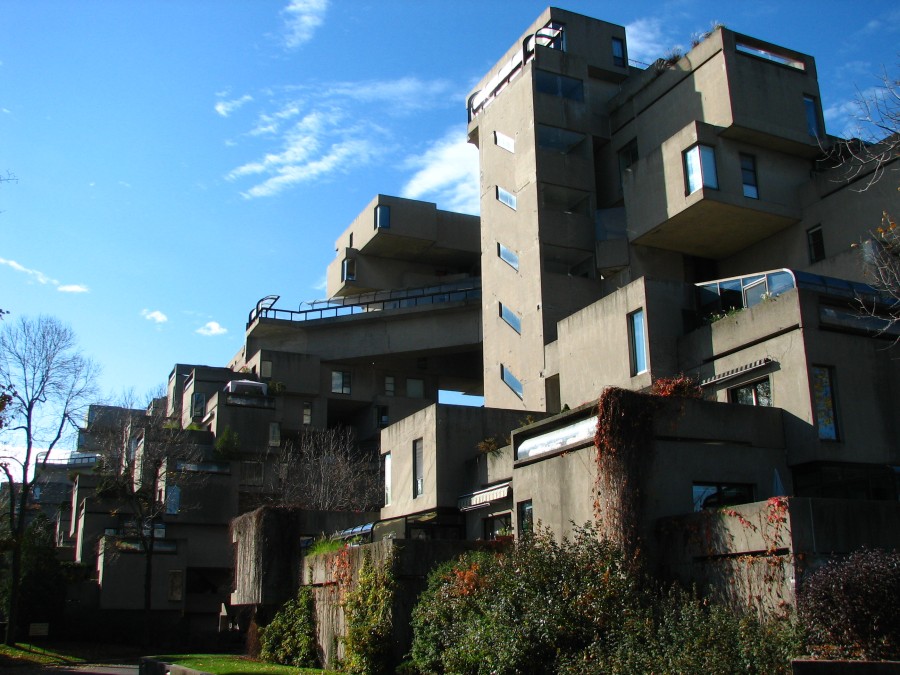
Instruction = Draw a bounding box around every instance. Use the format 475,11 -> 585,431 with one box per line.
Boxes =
248,279 -> 481,327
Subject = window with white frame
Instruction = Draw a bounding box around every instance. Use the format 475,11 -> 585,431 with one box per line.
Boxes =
494,130 -> 515,153
740,153 -> 759,199
412,438 -> 424,498
628,309 -> 647,375
497,186 -> 517,210
332,370 -> 351,394
684,144 -> 719,194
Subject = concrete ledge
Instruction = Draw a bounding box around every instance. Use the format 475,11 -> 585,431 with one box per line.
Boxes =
792,659 -> 900,674
139,657 -> 212,675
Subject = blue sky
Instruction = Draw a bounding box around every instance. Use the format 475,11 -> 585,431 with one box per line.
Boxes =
1,0 -> 898,437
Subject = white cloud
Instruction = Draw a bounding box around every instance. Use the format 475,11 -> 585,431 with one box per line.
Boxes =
215,94 -> 253,117
141,309 -> 168,324
196,321 -> 228,336
824,86 -> 885,139
282,0 -> 328,50
401,129 -> 480,215
624,17 -> 677,65
58,284 -> 89,293
0,257 -> 90,293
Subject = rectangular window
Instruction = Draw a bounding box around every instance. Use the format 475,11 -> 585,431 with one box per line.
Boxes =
807,225 -> 825,263
730,378 -> 772,407
341,258 -> 356,281
385,375 -> 395,396
501,364 -> 524,399
735,42 -> 805,70
260,360 -> 272,378
499,303 -> 522,334
628,309 -> 647,375
534,69 -> 584,102
190,392 -> 206,418
384,452 -> 392,505
376,405 -> 389,428
412,438 -> 424,498
518,500 -> 534,537
740,153 -> 759,199
684,144 -> 718,194
268,422 -> 281,447
497,242 -> 520,271
375,204 -> 391,229
483,513 -> 512,541
331,370 -> 351,394
407,378 -> 424,398
804,96 -> 821,138
496,186 -> 517,210
494,130 -> 515,153
692,483 -> 755,511
302,401 -> 312,425
537,124 -> 585,153
612,37 -> 626,67
812,366 -> 838,440
165,485 -> 181,515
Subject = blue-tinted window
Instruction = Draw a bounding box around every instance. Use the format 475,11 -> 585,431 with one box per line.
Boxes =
741,154 -> 759,199
375,204 -> 390,229
497,186 -> 517,210
804,96 -> 821,138
501,364 -> 524,399
500,303 -> 522,334
534,69 -> 584,102
684,144 -> 718,194
612,37 -> 626,67
629,309 -> 647,375
497,242 -> 519,270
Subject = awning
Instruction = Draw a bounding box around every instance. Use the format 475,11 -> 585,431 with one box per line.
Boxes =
700,358 -> 773,387
457,482 -> 511,511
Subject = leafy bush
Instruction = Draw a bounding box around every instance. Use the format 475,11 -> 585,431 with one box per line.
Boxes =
799,548 -> 900,659
650,374 -> 702,398
342,550 -> 395,675
411,524 -> 802,674
259,587 -> 319,668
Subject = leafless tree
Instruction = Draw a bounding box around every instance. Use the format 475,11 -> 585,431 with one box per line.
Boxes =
0,315 -> 98,644
268,426 -> 381,512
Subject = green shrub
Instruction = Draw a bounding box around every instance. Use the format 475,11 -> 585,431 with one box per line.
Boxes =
259,587 -> 319,668
342,550 -> 395,675
307,537 -> 345,557
799,548 -> 900,659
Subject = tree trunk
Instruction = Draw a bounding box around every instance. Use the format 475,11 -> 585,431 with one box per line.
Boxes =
4,539 -> 22,645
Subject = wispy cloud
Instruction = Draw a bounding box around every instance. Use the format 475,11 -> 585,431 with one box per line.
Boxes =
824,86 -> 884,139
0,257 -> 88,293
281,0 -> 328,50
141,309 -> 168,324
401,129 -> 480,215
196,321 -> 227,336
215,94 -> 253,117
625,17 -> 679,65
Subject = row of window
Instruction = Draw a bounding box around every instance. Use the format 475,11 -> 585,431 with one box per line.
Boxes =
330,371 -> 425,398
683,144 -> 760,198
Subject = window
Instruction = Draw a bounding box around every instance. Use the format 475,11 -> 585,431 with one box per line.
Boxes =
730,378 -> 772,407
407,378 -> 424,398
384,375 -> 395,396
804,96 -> 821,138
735,42 -> 805,71
413,438 -> 424,498
534,20 -> 565,51
497,242 -> 520,271
501,364 -> 524,399
302,401 -> 312,425
190,392 -> 206,418
165,485 -> 181,515
811,366 -> 838,440
349,232 -> 354,248
628,309 -> 647,376
260,360 -> 272,378
494,130 -> 515,153
692,483 -> 755,511
534,69 -> 584,102
375,204 -> 390,229
612,37 -> 626,67
268,422 -> 281,447
518,500 -> 534,537
383,453 -> 392,505
496,185 -> 517,210
341,258 -> 356,282
499,303 -> 522,334
807,225 -> 825,263
332,370 -> 351,394
483,513 -> 512,540
537,124 -> 584,153
684,144 -> 718,194
740,154 -> 759,199
376,405 -> 389,428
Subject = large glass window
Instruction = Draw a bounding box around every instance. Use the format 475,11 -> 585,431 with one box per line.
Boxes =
612,37 -> 626,67
534,69 -> 584,102
497,186 -> 517,210
497,242 -> 520,271
499,303 -> 522,334
684,144 -> 719,194
501,364 -> 524,399
812,366 -> 838,440
692,483 -> 755,511
384,452 -> 392,505
730,378 -> 772,407
628,309 -> 647,375
740,153 -> 759,199
537,125 -> 584,153
413,438 -> 424,498
375,204 -> 390,229
332,370 -> 351,394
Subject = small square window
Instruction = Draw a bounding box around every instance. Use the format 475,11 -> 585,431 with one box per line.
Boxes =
807,226 -> 825,263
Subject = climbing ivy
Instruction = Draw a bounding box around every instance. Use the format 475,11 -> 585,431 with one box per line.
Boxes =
342,549 -> 395,675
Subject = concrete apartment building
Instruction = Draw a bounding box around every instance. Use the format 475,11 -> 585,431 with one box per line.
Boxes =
64,6 -> 898,643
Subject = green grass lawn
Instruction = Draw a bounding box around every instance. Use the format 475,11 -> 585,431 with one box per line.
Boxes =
153,653 -> 335,674
0,641 -> 88,668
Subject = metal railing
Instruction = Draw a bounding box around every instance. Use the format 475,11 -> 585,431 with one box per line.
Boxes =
248,279 -> 481,326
